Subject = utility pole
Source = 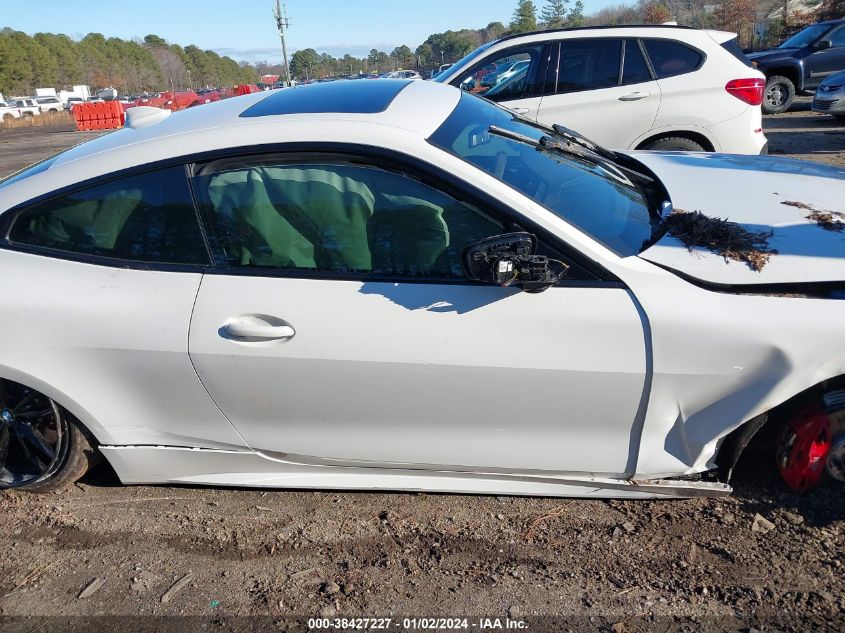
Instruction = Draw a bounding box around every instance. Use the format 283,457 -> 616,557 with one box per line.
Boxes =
274,0 -> 292,86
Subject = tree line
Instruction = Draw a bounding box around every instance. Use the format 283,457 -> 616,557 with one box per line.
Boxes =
2,0 -> 840,94
0,29 -> 258,97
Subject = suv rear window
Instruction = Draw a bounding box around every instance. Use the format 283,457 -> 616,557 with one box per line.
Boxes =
643,39 -> 704,78
720,37 -> 752,67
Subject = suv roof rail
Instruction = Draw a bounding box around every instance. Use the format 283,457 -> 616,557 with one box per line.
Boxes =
494,23 -> 697,45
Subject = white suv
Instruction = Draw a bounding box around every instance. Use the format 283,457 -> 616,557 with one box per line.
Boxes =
435,25 -> 767,154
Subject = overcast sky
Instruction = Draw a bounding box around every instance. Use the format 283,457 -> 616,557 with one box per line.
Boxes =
2,0 -> 622,62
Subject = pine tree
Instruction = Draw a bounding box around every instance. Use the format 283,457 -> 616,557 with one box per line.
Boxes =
510,0 -> 539,34
567,1 -> 585,27
540,0 -> 570,29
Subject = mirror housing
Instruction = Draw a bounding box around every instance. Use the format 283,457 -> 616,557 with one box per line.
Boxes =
461,232 -> 567,293
816,40 -> 832,50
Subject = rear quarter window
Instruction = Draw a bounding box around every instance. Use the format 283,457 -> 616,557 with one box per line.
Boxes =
720,37 -> 752,67
643,39 -> 704,78
8,166 -> 210,265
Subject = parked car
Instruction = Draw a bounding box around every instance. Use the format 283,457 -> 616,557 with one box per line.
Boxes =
35,96 -> 63,113
378,70 -> 422,80
0,80 -> 843,497
0,101 -> 21,122
812,70 -> 845,118
748,18 -> 845,114
11,98 -> 41,117
436,25 -> 767,154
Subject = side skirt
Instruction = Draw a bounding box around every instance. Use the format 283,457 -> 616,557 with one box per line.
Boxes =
99,446 -> 731,499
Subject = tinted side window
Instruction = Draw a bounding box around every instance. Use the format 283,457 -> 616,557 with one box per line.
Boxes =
643,39 -> 703,78
828,27 -> 845,47
453,44 -> 546,102
195,160 -> 504,278
622,40 -> 652,85
9,166 -> 209,265
557,39 -> 622,93
720,37 -> 752,67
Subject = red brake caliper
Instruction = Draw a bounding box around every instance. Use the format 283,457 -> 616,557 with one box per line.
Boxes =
777,406 -> 832,493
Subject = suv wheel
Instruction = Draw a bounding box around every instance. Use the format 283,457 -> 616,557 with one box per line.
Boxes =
763,75 -> 796,114
641,136 -> 706,152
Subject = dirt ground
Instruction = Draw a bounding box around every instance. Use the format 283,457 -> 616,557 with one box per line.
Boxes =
0,100 -> 843,633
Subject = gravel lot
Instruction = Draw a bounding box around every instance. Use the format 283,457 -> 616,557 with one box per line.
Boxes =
0,100 -> 843,632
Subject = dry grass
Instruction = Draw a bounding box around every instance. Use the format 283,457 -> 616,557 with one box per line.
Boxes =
0,111 -> 73,129
661,209 -> 778,272
781,200 -> 845,232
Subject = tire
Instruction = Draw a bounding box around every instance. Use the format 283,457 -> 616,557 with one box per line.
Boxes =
763,75 -> 796,114
2,113 -> 13,122
0,379 -> 99,493
641,136 -> 706,152
22,112 -> 33,118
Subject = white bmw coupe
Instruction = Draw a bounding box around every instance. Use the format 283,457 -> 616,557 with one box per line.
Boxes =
1,80 -> 843,497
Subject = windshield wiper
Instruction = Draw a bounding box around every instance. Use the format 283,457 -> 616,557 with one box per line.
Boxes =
548,124 -> 655,187
551,123 -> 618,162
506,116 -> 656,187
488,124 -> 635,188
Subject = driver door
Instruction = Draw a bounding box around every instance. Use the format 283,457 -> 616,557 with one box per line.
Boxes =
187,152 -> 648,476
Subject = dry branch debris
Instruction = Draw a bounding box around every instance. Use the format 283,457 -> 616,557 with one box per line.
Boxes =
781,200 -> 845,232
806,211 -> 845,232
661,210 -> 778,272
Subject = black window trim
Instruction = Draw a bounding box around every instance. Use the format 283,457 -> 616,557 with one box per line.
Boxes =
639,37 -> 707,79
0,143 -> 623,287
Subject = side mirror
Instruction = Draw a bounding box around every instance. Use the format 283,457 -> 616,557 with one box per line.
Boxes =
816,40 -> 832,50
461,232 -> 567,293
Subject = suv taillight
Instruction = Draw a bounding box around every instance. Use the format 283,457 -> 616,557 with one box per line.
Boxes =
725,78 -> 765,106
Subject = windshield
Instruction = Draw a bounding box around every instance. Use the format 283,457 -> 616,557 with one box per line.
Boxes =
429,94 -> 653,257
433,41 -> 497,83
780,24 -> 829,48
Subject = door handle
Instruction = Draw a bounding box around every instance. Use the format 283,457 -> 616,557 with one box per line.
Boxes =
618,92 -> 650,101
223,317 -> 295,341
510,107 -> 530,115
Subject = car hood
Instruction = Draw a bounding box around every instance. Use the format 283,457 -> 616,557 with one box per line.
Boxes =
820,71 -> 845,87
746,48 -> 798,62
627,152 -> 845,286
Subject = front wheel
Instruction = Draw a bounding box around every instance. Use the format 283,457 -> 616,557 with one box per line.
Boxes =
763,75 -> 796,114
0,379 -> 97,493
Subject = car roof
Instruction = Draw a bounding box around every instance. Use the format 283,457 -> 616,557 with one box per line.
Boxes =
2,81 -> 463,201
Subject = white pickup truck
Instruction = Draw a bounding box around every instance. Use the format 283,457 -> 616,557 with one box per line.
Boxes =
0,101 -> 22,122
10,98 -> 41,117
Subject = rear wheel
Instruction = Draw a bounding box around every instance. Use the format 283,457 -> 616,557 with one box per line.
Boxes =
2,113 -> 13,122
763,75 -> 796,114
0,379 -> 97,493
641,136 -> 706,152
